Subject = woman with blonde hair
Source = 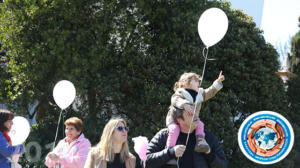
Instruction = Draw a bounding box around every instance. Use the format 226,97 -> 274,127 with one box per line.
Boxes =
84,117 -> 136,168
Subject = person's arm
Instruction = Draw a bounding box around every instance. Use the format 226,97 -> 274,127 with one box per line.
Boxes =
204,131 -> 227,168
202,81 -> 222,101
84,147 -> 96,168
202,71 -> 224,101
59,139 -> 91,168
127,153 -> 136,168
146,129 -> 176,168
45,140 -> 64,167
0,134 -> 23,157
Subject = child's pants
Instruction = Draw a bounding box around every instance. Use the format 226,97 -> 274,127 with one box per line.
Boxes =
167,120 -> 205,147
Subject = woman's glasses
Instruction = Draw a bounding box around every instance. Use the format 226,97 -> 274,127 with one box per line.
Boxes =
116,126 -> 129,132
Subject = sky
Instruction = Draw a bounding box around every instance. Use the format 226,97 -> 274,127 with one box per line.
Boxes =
230,0 -> 300,62
230,0 -> 264,28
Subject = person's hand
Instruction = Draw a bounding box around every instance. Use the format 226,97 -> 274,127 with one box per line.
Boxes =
173,145 -> 186,157
17,145 -> 24,154
48,153 -> 60,162
217,71 -> 225,82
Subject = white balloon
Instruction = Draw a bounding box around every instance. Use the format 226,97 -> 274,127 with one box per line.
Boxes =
198,8 -> 228,47
8,116 -> 30,145
53,80 -> 76,109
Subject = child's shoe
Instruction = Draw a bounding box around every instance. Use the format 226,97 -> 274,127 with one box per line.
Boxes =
194,135 -> 210,153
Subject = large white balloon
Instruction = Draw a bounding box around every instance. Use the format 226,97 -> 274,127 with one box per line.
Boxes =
53,80 -> 76,110
198,8 -> 228,47
8,116 -> 30,145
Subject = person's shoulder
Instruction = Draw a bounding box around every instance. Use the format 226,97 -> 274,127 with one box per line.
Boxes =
90,146 -> 100,154
151,128 -> 169,141
88,146 -> 101,158
157,128 -> 169,136
161,128 -> 169,132
80,134 -> 91,144
204,130 -> 217,139
128,152 -> 136,160
204,129 -> 213,134
57,138 -> 66,146
204,129 -> 222,147
0,132 -> 6,144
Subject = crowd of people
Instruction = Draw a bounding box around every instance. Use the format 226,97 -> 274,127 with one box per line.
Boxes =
0,72 -> 228,168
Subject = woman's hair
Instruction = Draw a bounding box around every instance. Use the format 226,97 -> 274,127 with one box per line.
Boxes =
64,117 -> 83,133
173,72 -> 201,92
97,117 -> 130,163
0,109 -> 14,132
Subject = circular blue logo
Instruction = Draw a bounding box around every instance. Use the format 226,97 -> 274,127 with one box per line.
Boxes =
238,111 -> 294,164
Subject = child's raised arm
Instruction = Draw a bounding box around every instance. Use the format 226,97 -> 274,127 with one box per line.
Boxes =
217,71 -> 225,83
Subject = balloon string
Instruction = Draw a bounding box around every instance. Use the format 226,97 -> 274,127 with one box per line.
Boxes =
185,47 -> 208,147
53,109 -> 63,149
200,47 -> 209,86
62,110 -> 65,137
176,47 -> 209,168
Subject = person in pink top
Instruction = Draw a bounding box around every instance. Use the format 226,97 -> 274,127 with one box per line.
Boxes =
45,117 -> 91,168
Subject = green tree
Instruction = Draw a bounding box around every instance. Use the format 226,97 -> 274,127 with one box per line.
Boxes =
137,0 -> 294,167
0,0 -> 150,166
290,31 -> 300,73
0,43 -> 9,103
288,27 -> 300,167
0,0 -> 296,167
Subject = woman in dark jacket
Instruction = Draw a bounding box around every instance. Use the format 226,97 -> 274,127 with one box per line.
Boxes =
0,109 -> 24,168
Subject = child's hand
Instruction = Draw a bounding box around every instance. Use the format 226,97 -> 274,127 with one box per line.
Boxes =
217,71 -> 225,82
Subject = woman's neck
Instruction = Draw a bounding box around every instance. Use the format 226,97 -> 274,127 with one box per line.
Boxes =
66,136 -> 78,143
66,133 -> 81,143
113,143 -> 123,153
66,138 -> 75,143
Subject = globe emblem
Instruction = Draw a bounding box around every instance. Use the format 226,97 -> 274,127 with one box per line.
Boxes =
246,119 -> 285,157
238,111 -> 295,164
254,127 -> 278,150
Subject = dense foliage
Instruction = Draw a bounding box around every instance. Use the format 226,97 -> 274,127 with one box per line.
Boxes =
0,0 -> 296,167
288,29 -> 300,167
